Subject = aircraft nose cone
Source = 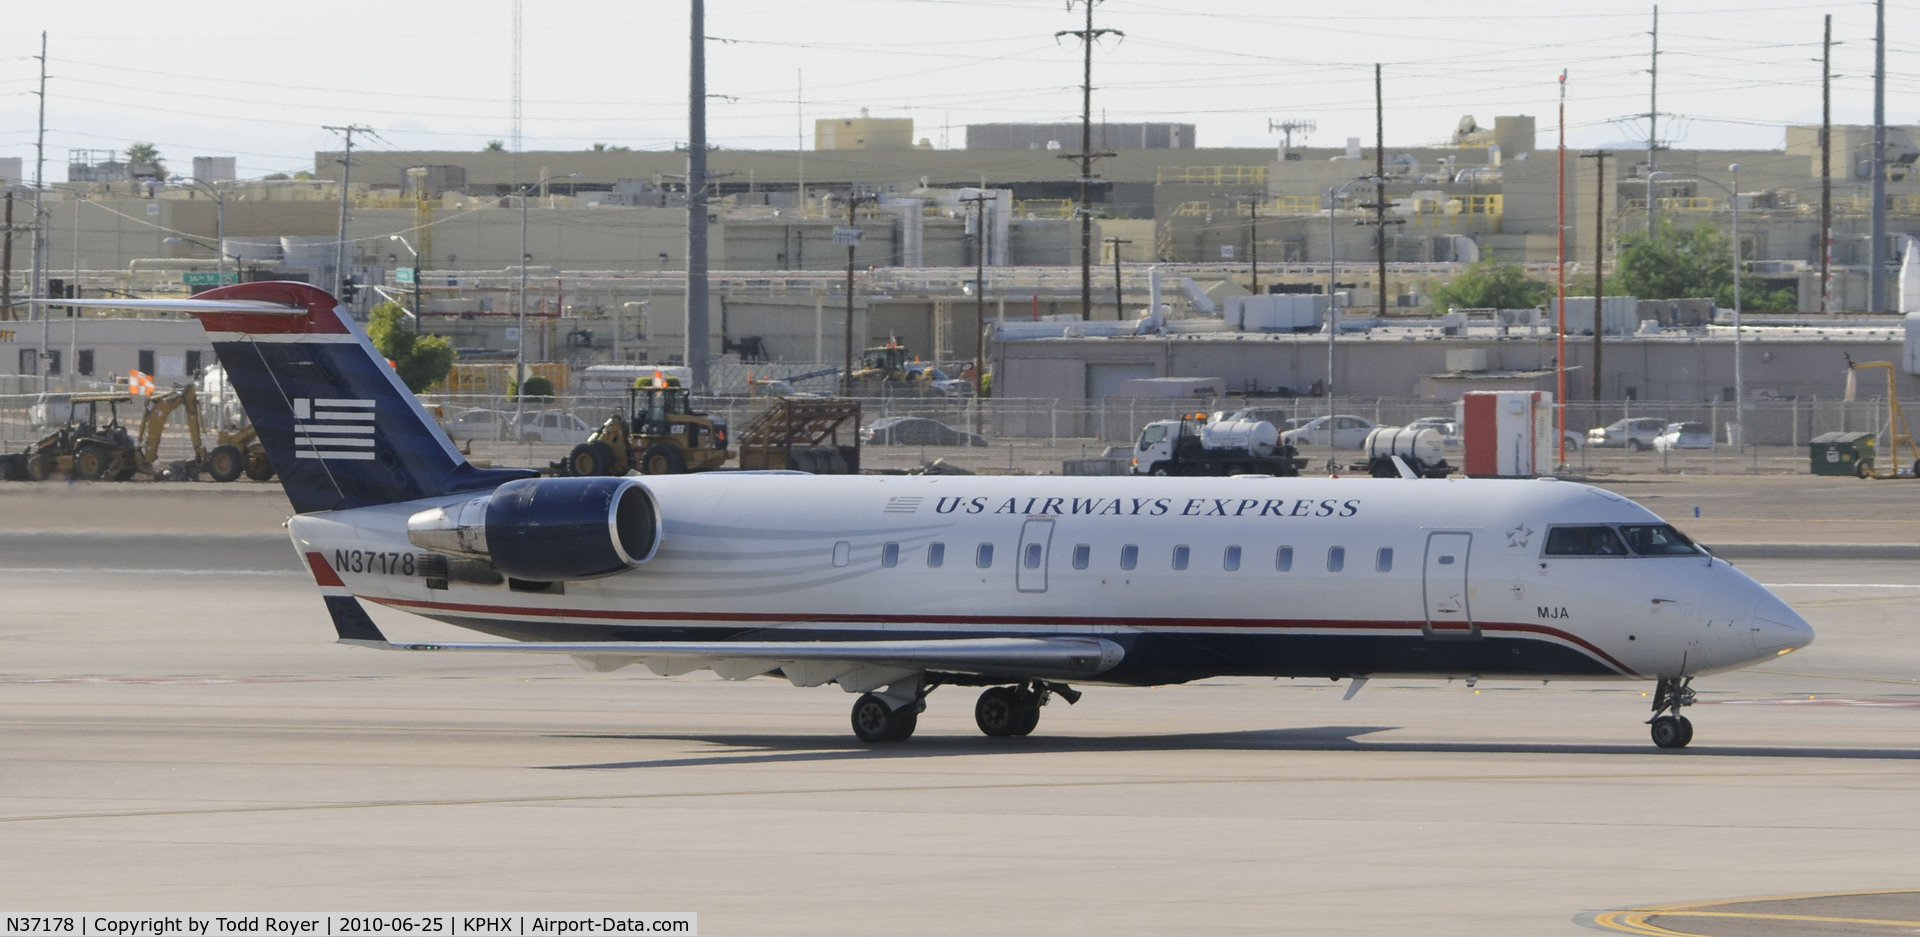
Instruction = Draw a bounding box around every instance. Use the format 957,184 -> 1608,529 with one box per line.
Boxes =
1751,592 -> 1815,655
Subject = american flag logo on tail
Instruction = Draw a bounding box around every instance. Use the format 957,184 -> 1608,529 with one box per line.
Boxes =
293,397 -> 377,461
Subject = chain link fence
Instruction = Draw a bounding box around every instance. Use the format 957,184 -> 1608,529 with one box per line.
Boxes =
4,390 -> 1909,479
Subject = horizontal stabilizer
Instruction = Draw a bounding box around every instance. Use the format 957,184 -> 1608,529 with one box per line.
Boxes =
324,595 -> 390,644
341,635 -> 1125,681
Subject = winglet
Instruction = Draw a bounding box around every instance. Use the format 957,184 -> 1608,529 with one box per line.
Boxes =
323,595 -> 392,647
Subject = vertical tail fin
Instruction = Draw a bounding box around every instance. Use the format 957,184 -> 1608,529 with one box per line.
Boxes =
188,282 -> 534,513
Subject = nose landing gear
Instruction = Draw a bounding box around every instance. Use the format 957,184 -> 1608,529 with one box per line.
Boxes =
1647,676 -> 1696,749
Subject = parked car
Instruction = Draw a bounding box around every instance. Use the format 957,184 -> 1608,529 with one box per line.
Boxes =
514,409 -> 594,443
445,408 -> 512,442
1280,414 -> 1378,450
861,416 -> 988,447
1406,416 -> 1456,435
1587,417 -> 1669,451
1652,421 -> 1713,452
29,392 -> 76,428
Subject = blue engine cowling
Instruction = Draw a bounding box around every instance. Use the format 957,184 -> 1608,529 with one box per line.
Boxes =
407,476 -> 660,581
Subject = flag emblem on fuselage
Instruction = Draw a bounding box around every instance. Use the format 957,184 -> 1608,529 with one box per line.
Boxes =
293,397 -> 377,460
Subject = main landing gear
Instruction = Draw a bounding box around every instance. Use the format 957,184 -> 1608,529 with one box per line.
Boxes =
1647,676 -> 1697,749
975,682 -> 1080,738
846,678 -> 1082,743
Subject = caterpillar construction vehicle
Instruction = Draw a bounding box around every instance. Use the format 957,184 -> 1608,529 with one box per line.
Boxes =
564,374 -> 732,476
10,384 -> 270,483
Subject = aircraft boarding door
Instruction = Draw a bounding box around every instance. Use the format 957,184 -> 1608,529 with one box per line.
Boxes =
1422,532 -> 1477,638
1016,519 -> 1054,593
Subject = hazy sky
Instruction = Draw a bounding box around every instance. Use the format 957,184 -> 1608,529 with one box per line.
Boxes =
2,1 -> 1911,180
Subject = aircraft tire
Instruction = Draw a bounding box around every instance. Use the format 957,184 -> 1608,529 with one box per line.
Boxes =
1649,714 -> 1689,749
851,692 -> 914,743
206,444 -> 246,483
882,705 -> 918,742
1010,692 -> 1041,737
974,687 -> 1018,737
1675,715 -> 1694,747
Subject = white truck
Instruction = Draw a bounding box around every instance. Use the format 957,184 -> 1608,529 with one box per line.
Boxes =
1130,413 -> 1303,477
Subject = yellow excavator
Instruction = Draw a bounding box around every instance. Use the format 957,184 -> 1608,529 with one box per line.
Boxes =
17,384 -> 270,482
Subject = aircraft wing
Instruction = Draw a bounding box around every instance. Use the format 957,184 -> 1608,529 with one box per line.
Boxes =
325,596 -> 1123,690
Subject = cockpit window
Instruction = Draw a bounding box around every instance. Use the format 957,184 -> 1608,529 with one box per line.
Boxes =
1618,524 -> 1702,556
1544,525 -> 1629,556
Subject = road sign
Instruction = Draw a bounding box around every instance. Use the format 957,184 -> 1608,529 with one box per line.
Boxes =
832,227 -> 862,247
396,267 -> 416,284
182,272 -> 239,286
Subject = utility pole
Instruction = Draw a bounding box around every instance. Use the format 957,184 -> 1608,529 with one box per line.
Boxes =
961,191 -> 992,394
2,192 -> 13,321
1869,0 -> 1888,312
1373,64 -> 1388,323
1057,0 -> 1120,321
1104,237 -> 1131,319
324,123 -> 372,298
1583,150 -> 1611,401
1556,70 -> 1568,467
33,32 -> 48,391
687,0 -> 712,392
1821,14 -> 1834,314
841,191 -> 869,394
1244,197 -> 1261,296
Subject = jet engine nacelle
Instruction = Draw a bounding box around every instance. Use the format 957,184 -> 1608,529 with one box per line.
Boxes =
406,476 -> 660,581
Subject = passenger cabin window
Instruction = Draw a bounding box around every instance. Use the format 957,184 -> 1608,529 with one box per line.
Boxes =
832,541 -> 851,567
1545,526 -> 1629,557
1376,547 -> 1393,572
1024,543 -> 1044,569
1120,545 -> 1139,571
1327,546 -> 1345,572
927,542 -> 945,568
1223,546 -> 1242,571
976,543 -> 994,568
1619,524 -> 1703,556
881,542 -> 900,568
1275,546 -> 1293,572
1172,545 -> 1190,571
1072,544 -> 1091,570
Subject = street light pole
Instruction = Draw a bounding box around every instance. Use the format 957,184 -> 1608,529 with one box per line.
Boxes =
1729,162 -> 1744,448
389,234 -> 423,335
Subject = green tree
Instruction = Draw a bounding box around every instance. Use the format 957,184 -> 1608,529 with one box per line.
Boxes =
484,140 -> 506,152
367,301 -> 457,392
1429,260 -> 1548,311
125,141 -> 168,180
1616,220 -> 1798,312
510,375 -> 555,401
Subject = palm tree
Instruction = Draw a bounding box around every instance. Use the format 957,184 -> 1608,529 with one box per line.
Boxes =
125,142 -> 168,180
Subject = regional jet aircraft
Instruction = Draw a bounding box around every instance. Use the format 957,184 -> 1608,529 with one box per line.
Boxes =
56,283 -> 1813,747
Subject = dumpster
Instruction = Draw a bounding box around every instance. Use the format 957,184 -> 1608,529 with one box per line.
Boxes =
1809,431 -> 1876,477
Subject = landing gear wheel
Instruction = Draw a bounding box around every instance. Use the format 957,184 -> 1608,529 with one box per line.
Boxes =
569,441 -> 616,476
974,687 -> 1018,737
641,443 -> 686,475
1010,692 -> 1042,737
1650,714 -> 1690,749
243,448 -> 275,481
851,692 -> 916,743
73,444 -> 110,480
206,444 -> 245,482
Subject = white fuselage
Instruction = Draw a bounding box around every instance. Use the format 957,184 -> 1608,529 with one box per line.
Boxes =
290,473 -> 1812,685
